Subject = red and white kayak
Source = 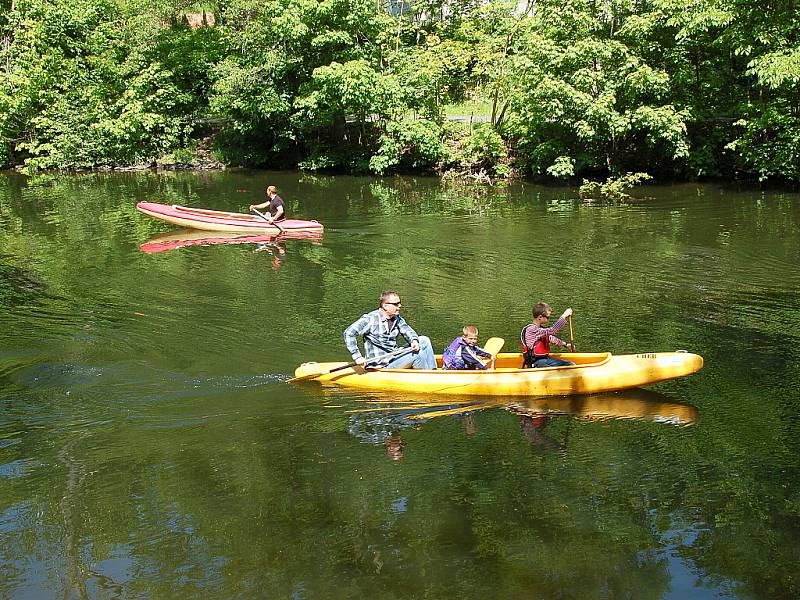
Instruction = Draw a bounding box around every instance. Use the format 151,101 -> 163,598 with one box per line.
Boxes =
136,201 -> 324,233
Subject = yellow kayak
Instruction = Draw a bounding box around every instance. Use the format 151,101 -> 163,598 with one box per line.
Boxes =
291,351 -> 704,396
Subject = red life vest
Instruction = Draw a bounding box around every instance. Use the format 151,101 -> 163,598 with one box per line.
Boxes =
520,323 -> 550,368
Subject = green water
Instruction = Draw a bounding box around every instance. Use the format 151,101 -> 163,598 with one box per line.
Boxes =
1,171 -> 799,599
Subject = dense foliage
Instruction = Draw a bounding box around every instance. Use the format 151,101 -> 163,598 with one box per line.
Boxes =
1,0 -> 799,182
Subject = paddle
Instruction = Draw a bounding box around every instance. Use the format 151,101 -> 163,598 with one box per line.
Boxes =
251,207 -> 285,234
481,336 -> 505,369
287,346 -> 413,383
567,315 -> 576,352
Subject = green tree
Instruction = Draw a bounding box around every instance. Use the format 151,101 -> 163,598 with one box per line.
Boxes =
0,0 -> 198,170
618,0 -> 800,180
505,0 -> 689,178
390,35 -> 473,121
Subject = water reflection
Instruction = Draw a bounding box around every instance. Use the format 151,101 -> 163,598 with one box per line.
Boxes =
335,387 -> 697,426
330,387 -> 698,462
138,228 -> 323,254
506,388 -> 699,426
0,261 -> 51,306
3,171 -> 800,599
254,238 -> 287,269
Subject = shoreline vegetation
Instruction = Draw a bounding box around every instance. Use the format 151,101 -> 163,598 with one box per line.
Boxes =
2,1 -> 800,193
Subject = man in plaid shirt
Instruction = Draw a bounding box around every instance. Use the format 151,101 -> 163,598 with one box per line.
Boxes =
344,290 -> 437,369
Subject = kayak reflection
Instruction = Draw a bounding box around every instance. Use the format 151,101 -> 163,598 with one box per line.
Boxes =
325,386 -> 698,426
505,387 -> 699,426
139,228 -> 323,254
320,387 -> 697,462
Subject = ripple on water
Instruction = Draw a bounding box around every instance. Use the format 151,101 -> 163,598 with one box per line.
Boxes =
0,458 -> 39,480
0,357 -> 299,430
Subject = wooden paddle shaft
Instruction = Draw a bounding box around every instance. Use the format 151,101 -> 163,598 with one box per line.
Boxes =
251,207 -> 284,233
568,315 -> 576,352
289,346 -> 412,383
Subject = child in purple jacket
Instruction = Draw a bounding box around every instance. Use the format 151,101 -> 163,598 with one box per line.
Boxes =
443,325 -> 493,370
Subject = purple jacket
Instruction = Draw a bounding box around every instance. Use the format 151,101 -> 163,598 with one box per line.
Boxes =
442,336 -> 492,370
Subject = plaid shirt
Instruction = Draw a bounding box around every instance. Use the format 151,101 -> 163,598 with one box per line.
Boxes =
344,309 -> 419,364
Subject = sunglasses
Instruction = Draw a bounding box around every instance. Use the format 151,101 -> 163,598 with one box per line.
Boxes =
384,301 -> 402,307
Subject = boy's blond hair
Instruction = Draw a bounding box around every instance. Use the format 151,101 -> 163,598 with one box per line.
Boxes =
462,325 -> 479,336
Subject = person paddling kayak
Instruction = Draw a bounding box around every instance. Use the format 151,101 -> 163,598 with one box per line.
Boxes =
249,185 -> 286,222
520,302 -> 575,368
343,290 -> 437,370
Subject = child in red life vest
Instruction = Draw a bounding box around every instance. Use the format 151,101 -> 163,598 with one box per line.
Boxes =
443,325 -> 493,370
520,302 -> 575,368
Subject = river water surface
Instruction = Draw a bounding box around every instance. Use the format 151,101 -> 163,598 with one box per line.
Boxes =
1,171 -> 799,599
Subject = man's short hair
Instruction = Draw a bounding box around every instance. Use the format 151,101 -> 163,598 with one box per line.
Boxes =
379,290 -> 399,306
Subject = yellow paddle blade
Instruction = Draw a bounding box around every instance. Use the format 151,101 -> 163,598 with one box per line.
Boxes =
287,370 -> 327,383
481,337 -> 505,370
287,361 -> 354,383
483,337 -> 505,356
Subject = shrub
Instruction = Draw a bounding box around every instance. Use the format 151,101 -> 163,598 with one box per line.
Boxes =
369,120 -> 446,175
579,172 -> 652,200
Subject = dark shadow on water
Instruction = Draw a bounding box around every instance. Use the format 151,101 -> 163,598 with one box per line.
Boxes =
0,258 -> 56,306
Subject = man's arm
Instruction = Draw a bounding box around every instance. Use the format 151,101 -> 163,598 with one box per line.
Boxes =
343,315 -> 370,360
